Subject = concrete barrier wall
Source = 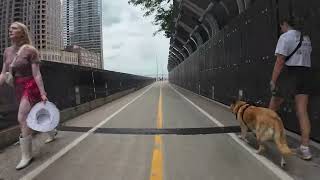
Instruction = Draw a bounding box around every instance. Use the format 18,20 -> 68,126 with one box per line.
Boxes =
0,60 -> 154,130
0,85 -> 147,149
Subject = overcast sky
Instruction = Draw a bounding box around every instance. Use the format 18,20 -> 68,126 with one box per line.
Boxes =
102,0 -> 169,77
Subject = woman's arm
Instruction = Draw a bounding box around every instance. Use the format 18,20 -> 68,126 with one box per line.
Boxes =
32,63 -> 47,97
30,48 -> 47,101
270,54 -> 286,91
271,54 -> 286,83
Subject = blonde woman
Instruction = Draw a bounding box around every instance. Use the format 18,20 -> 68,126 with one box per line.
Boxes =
0,22 -> 56,170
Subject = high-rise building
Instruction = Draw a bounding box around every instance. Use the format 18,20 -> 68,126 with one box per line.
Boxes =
0,0 -> 35,56
65,45 -> 101,68
36,0 -> 63,62
63,0 -> 74,47
72,0 -> 103,68
0,0 -> 63,62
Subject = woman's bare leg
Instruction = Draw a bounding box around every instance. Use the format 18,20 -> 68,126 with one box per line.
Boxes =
295,94 -> 311,146
17,97 -> 33,137
16,97 -> 34,170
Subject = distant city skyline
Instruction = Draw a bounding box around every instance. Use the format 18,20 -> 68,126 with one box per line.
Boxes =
0,0 -> 169,75
0,0 -> 102,69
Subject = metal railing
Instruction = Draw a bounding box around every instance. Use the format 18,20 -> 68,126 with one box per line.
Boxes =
0,60 -> 154,130
169,0 -> 320,142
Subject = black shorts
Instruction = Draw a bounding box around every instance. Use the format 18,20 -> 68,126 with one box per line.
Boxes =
272,66 -> 312,97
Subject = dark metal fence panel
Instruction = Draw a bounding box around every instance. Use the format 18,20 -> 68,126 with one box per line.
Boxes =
0,61 -> 154,130
41,62 -> 78,109
169,0 -> 320,141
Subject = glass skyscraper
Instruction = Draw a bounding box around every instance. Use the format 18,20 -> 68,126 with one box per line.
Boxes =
65,0 -> 103,68
63,0 -> 74,47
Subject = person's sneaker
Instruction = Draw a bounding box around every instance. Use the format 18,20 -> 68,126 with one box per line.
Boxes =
298,145 -> 312,160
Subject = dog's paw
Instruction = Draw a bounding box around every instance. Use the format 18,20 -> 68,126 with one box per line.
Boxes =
290,148 -> 297,155
281,158 -> 286,168
238,135 -> 249,143
243,138 -> 249,143
256,146 -> 265,155
255,150 -> 263,155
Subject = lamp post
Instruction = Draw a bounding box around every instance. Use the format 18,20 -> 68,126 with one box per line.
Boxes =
161,62 -> 164,81
156,54 -> 158,81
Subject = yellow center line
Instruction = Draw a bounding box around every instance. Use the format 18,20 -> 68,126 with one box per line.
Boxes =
150,83 -> 163,180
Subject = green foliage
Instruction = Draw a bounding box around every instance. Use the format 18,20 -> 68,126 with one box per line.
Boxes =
128,0 -> 174,38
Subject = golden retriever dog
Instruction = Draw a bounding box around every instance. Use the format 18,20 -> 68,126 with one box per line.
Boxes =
230,100 -> 293,167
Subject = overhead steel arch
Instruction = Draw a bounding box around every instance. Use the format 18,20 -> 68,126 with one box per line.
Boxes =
169,55 -> 180,66
171,45 -> 188,59
168,0 -> 248,69
169,50 -> 184,63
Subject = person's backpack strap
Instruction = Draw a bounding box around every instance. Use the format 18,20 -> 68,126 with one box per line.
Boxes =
285,33 -> 303,62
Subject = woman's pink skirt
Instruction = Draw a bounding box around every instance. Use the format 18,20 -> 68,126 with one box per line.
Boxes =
15,76 -> 41,105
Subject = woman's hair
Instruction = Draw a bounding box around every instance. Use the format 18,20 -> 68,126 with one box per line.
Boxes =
11,22 -> 33,45
280,16 -> 305,31
280,17 -> 296,27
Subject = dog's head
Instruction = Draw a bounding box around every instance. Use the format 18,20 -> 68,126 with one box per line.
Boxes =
230,100 -> 247,115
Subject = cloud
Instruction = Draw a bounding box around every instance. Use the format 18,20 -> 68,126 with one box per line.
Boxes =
106,54 -> 120,60
102,0 -> 170,76
102,1 -> 125,27
111,43 -> 124,50
104,16 -> 121,26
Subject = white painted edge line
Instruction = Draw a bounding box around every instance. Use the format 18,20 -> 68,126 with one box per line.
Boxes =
170,84 -> 230,108
171,84 -> 320,151
169,84 -> 294,180
20,84 -> 155,180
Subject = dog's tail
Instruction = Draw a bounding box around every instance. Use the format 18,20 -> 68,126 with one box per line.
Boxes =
274,118 -> 293,156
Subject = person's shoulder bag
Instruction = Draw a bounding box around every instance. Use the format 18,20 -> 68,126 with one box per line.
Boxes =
285,33 -> 304,62
5,45 -> 27,87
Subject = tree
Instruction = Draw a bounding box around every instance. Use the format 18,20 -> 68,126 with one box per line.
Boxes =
128,0 -> 174,38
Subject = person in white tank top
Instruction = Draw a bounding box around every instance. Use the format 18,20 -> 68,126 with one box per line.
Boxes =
269,17 -> 313,160
275,29 -> 312,67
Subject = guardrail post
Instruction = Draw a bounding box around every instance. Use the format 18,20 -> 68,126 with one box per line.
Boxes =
105,82 -> 109,96
238,89 -> 243,100
212,85 -> 215,99
75,86 -> 80,105
91,71 -> 97,99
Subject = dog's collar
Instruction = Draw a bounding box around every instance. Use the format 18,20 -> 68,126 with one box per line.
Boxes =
235,103 -> 251,127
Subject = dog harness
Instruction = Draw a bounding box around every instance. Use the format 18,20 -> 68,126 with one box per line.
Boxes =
235,103 -> 251,127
